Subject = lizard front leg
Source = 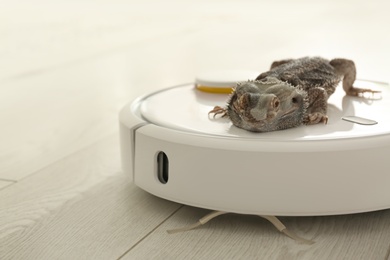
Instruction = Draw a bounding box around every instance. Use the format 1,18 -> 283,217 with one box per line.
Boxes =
304,87 -> 329,125
208,106 -> 228,118
330,58 -> 380,96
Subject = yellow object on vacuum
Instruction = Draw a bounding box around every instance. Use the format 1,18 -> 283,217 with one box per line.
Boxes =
195,85 -> 233,94
195,70 -> 259,94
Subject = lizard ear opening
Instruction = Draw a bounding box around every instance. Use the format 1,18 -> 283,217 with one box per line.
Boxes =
291,95 -> 304,105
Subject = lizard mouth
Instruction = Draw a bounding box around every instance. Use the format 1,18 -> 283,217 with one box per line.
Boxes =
280,107 -> 297,118
242,107 -> 293,124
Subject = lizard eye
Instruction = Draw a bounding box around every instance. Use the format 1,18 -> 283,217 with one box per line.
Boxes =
292,97 -> 298,103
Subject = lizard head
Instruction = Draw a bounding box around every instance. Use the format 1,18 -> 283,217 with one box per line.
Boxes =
226,78 -> 308,132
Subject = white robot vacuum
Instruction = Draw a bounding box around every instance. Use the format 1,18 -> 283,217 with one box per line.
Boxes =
119,70 -> 390,217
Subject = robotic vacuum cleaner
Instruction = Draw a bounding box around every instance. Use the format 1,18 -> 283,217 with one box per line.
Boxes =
119,71 -> 390,216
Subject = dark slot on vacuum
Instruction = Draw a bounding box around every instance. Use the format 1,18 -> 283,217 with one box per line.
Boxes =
157,151 -> 169,184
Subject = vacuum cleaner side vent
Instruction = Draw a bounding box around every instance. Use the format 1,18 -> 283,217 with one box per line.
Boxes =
157,151 -> 169,184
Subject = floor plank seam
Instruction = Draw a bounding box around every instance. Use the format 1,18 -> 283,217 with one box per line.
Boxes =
0,178 -> 17,183
117,204 -> 184,260
0,179 -> 17,191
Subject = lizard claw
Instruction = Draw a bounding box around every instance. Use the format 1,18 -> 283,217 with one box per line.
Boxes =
307,112 -> 328,125
347,87 -> 381,97
208,106 -> 227,118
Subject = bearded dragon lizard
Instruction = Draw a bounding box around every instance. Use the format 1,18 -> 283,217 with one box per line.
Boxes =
209,57 -> 379,132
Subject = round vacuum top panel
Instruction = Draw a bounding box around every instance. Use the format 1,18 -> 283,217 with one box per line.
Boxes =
139,80 -> 389,141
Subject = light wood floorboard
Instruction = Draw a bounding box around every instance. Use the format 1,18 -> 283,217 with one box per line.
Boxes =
123,206 -> 390,260
0,135 -> 181,260
0,31 -> 198,182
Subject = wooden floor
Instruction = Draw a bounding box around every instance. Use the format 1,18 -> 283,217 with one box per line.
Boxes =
1,1 -> 390,259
